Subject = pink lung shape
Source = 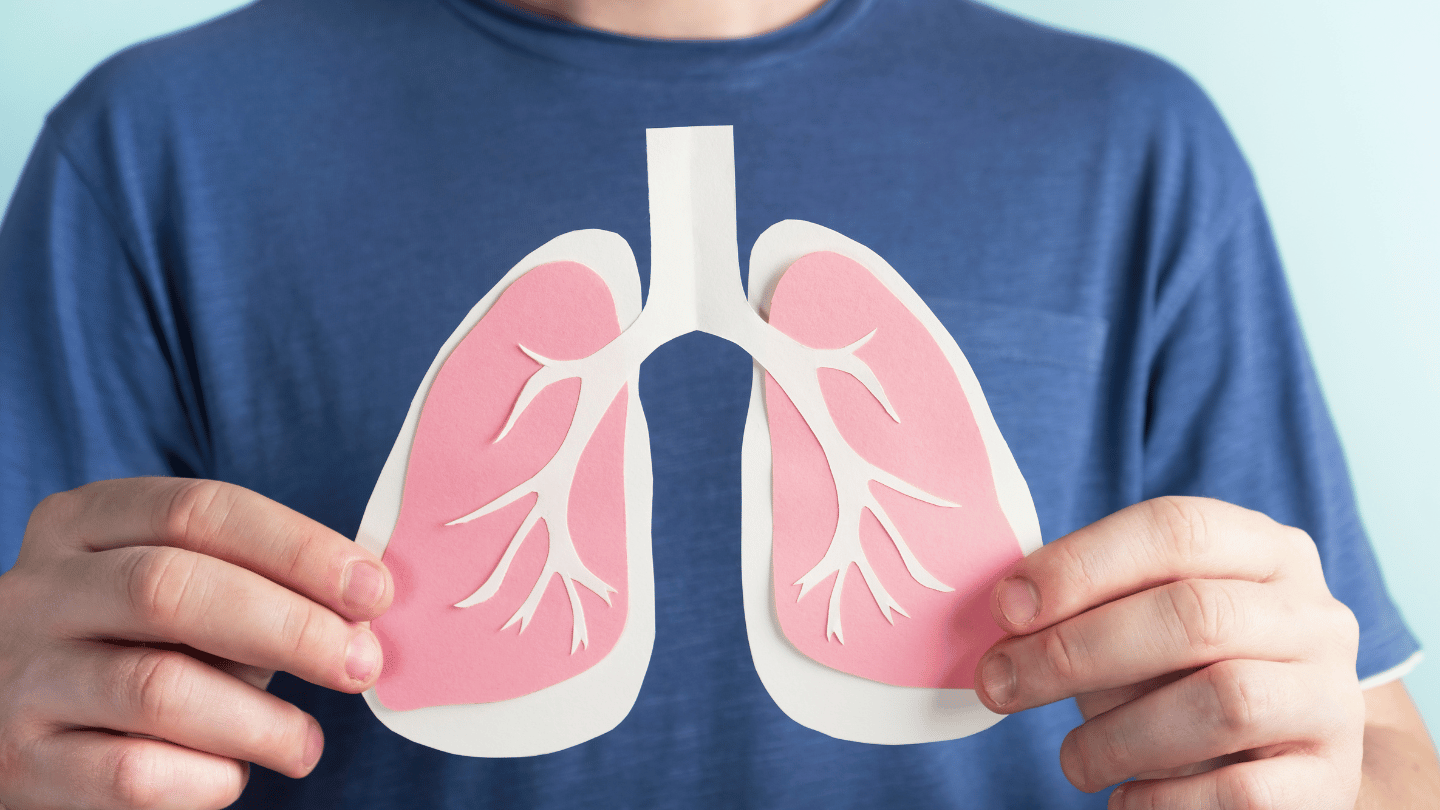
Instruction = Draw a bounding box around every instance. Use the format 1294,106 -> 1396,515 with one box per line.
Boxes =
373,261 -> 629,711
766,251 -> 1023,689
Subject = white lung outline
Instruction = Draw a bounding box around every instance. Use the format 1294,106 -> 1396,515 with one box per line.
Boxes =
356,231 -> 656,757
742,220 -> 1042,744
357,126 -> 1042,754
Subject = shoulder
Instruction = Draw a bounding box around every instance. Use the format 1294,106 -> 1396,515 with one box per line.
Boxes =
883,4 -> 1274,332
40,0 -> 404,232
48,0 -> 277,133
941,1 -> 1234,142
44,0 -> 399,162
869,0 -> 1253,192
912,2 -> 1258,241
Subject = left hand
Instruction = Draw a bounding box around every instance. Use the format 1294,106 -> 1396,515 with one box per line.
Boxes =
974,496 -> 1365,809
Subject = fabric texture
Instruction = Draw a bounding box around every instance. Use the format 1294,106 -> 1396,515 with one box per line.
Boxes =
0,0 -> 1418,806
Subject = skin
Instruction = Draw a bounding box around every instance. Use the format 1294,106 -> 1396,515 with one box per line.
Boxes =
0,479 -> 392,808
973,497 -> 1440,809
0,4 -> 1434,809
495,0 -> 830,39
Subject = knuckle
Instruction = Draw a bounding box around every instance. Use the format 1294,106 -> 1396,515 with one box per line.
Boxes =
1202,661 -> 1266,736
279,529 -> 324,591
1086,726 -> 1130,791
1219,766 -> 1279,810
1278,524 -> 1326,578
157,479 -> 232,549
1145,496 -> 1212,565
242,709 -> 307,768
27,490 -> 73,530
277,600 -> 330,663
1042,622 -> 1087,682
124,650 -> 193,728
1052,541 -> 1103,599
1279,525 -> 1316,556
1325,599 -> 1360,655
1066,723 -> 1125,793
19,491 -> 80,561
1166,579 -> 1238,655
127,546 -> 200,628
109,743 -> 164,809
221,761 -> 249,806
1108,785 -> 1138,810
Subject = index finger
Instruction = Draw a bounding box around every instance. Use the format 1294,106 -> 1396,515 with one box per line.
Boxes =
40,477 -> 392,622
990,497 -> 1323,636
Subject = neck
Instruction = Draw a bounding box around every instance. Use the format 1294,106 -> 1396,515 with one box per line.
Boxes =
494,0 -> 830,39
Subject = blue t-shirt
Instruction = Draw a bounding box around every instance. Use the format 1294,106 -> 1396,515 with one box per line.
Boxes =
0,0 -> 1419,807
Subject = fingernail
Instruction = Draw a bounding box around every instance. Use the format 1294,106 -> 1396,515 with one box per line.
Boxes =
345,631 -> 380,683
302,722 -> 324,773
980,653 -> 1016,707
997,577 -> 1040,627
343,561 -> 386,613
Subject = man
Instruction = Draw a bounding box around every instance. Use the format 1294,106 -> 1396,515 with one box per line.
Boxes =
1,0 -> 1436,807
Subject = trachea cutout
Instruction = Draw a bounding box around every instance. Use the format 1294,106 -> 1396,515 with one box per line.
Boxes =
357,127 -> 1041,756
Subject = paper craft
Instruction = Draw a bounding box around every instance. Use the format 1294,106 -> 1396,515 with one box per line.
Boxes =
765,249 -> 1025,685
357,126 -> 1042,756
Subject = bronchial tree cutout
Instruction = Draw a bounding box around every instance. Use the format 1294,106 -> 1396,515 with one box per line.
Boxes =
444,127 -> 958,650
445,347 -> 630,654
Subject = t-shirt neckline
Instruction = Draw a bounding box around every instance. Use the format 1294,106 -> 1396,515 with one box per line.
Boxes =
438,0 -> 875,79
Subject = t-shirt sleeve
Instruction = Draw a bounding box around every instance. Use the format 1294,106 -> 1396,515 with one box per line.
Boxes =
1139,188 -> 1420,683
0,125 -> 204,571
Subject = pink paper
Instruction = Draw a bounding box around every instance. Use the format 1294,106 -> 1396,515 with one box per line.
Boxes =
766,251 -> 1022,689
374,261 -> 629,710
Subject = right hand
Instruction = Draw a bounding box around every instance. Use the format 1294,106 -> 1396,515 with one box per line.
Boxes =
0,477 -> 393,810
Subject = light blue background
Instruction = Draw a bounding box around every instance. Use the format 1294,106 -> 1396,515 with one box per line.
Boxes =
2,0 -> 1436,739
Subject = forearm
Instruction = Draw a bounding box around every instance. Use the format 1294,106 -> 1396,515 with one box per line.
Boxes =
1354,681 -> 1440,809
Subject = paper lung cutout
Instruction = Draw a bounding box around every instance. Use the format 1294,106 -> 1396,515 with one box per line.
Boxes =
766,250 -> 1020,688
740,220 -> 1041,745
358,232 -> 655,757
373,261 -> 631,711
357,126 -> 1041,756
